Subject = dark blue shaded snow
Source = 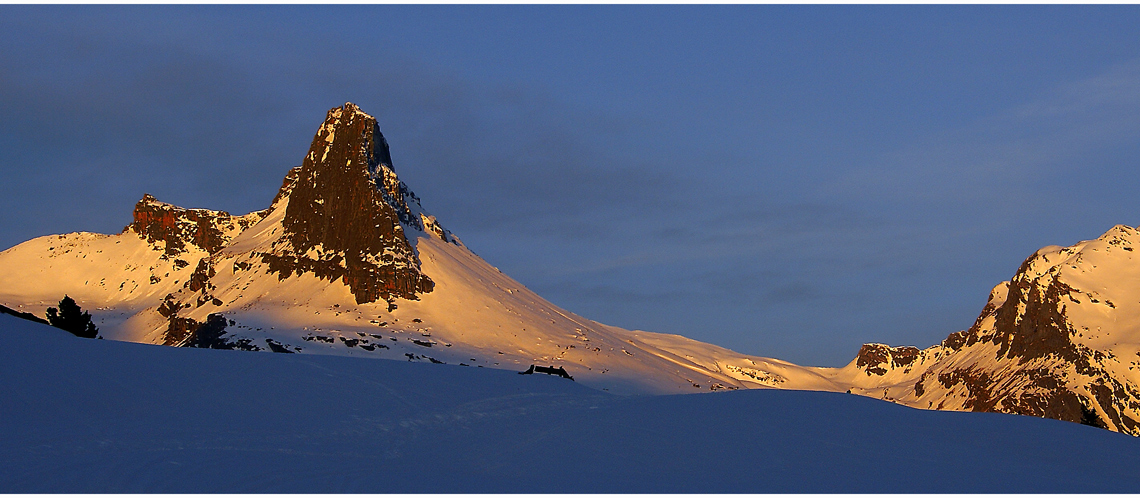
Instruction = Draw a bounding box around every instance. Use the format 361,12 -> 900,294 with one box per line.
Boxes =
1,313 -> 1137,493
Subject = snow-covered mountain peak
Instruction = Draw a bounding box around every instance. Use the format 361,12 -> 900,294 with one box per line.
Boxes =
828,223 -> 1140,435
2,103 -> 850,395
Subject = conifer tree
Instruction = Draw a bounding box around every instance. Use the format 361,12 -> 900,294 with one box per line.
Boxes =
45,295 -> 98,339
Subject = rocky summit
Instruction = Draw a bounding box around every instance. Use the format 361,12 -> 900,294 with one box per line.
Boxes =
259,103 -> 436,306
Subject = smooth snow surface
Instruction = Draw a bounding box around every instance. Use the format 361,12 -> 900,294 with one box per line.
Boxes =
3,313 -> 1140,493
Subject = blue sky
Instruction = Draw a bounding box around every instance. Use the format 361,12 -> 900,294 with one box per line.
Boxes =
4,5 -> 1140,366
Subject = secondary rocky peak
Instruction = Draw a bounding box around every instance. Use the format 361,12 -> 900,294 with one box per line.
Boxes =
855,343 -> 921,376
125,194 -> 267,257
260,103 -> 434,305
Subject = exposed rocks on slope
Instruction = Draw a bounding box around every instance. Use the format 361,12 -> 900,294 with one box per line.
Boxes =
855,344 -> 920,376
125,194 -> 267,256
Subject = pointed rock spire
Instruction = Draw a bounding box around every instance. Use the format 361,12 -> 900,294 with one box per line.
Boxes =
261,103 -> 434,305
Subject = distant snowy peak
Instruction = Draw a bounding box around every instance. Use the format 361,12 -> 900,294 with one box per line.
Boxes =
844,224 -> 1140,435
125,193 -> 268,256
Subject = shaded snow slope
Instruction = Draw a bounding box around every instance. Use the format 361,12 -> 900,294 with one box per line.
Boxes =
4,313 -> 1140,493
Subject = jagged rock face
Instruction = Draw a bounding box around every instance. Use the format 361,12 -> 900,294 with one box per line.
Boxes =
992,259 -> 1082,362
259,103 -> 434,305
126,194 -> 267,256
271,166 -> 301,206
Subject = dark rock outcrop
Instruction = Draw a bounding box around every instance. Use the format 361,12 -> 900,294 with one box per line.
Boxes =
520,364 -> 574,380
260,103 -> 434,305
855,344 -> 920,376
187,258 -> 216,293
159,299 -> 259,351
125,194 -> 267,256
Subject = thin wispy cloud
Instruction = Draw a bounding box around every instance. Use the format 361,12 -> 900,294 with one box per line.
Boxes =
827,59 -> 1140,216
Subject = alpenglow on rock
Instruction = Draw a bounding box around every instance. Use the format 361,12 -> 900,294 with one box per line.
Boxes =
259,103 -> 436,306
126,194 -> 268,257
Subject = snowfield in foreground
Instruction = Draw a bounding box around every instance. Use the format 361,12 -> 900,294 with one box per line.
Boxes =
3,314 -> 1140,493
